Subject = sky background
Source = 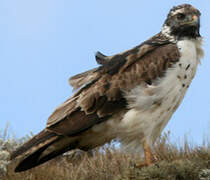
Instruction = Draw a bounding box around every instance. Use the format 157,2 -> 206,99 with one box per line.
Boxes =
0,0 -> 209,144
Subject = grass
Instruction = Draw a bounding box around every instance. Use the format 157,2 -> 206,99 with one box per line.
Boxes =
1,129 -> 210,180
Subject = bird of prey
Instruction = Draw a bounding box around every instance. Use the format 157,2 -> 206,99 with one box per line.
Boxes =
11,4 -> 203,172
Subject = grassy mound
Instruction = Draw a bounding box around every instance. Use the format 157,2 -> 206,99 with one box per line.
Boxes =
1,129 -> 210,180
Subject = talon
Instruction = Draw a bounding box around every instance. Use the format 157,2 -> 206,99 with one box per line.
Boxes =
134,162 -> 148,168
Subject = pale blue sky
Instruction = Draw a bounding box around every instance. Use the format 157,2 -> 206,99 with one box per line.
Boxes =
0,1 -> 209,144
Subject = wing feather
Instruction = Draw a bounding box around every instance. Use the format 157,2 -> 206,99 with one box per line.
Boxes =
47,33 -> 180,137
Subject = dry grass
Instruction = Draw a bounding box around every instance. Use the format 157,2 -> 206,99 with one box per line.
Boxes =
1,132 -> 210,180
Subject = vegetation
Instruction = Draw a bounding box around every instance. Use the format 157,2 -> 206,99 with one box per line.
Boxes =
1,127 -> 210,180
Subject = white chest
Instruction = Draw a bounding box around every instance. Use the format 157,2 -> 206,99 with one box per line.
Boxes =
118,39 -> 203,150
90,39 -> 203,152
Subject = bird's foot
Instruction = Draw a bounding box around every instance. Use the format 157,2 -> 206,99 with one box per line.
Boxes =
134,152 -> 158,169
134,161 -> 153,168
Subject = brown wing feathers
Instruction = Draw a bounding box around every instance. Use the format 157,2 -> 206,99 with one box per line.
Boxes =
48,40 -> 180,138
11,33 -> 180,172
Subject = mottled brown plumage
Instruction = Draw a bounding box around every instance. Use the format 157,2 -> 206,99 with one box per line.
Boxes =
11,4 -> 203,172
47,35 -> 179,132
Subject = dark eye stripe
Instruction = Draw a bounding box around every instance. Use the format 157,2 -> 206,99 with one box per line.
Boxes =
177,13 -> 186,20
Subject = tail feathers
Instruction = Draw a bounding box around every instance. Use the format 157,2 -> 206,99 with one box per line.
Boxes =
10,129 -> 57,160
11,129 -> 78,172
15,139 -> 57,172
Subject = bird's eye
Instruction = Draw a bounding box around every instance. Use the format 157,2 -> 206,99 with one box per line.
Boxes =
177,13 -> 186,20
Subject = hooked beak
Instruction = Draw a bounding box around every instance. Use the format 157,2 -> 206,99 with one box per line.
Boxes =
182,15 -> 200,26
191,15 -> 200,25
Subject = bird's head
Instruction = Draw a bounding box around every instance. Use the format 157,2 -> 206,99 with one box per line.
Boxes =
162,4 -> 201,41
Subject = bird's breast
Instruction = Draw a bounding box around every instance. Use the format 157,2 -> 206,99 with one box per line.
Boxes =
118,38 -> 202,150
88,38 -> 203,152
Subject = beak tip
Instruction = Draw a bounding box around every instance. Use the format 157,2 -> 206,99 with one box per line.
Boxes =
192,15 -> 199,21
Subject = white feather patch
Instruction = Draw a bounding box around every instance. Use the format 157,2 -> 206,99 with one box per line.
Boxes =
89,38 -> 203,152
